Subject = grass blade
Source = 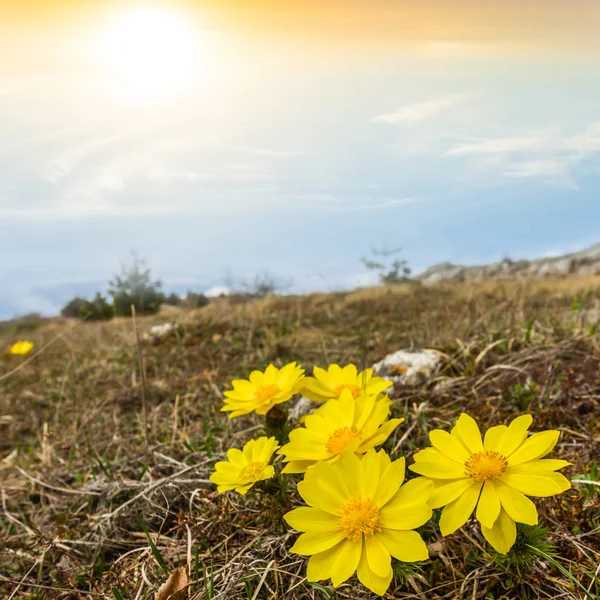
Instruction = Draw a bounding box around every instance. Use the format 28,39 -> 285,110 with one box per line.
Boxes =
138,514 -> 169,575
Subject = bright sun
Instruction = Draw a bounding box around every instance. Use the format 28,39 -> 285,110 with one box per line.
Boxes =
97,6 -> 204,106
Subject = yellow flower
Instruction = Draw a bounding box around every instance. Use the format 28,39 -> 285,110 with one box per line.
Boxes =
284,449 -> 432,596
209,436 -> 279,494
8,340 -> 34,356
409,413 -> 571,554
302,364 -> 392,403
221,362 -> 305,418
278,389 -> 404,473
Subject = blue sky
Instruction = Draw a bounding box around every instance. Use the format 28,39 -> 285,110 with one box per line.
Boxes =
1,3 -> 600,318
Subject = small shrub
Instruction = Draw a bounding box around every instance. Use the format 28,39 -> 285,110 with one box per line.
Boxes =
362,246 -> 412,284
164,293 -> 181,306
0,313 -> 46,335
61,297 -> 87,318
109,253 -> 164,316
80,294 -> 114,321
184,291 -> 209,308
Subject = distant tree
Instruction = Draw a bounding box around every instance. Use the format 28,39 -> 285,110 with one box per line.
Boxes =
185,291 -> 210,308
243,271 -> 292,297
109,253 -> 164,316
164,292 -> 181,306
80,293 -> 114,321
362,246 -> 412,285
61,297 -> 87,318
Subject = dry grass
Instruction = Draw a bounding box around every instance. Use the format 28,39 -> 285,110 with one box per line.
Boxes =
0,279 -> 599,599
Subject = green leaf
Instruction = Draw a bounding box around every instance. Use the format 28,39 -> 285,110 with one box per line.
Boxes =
138,514 -> 169,575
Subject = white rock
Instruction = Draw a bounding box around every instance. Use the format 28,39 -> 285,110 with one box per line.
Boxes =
373,349 -> 442,386
150,323 -> 174,336
143,322 -> 178,340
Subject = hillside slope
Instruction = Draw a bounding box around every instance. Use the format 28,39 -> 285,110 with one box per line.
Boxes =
0,280 -> 599,599
417,242 -> 600,283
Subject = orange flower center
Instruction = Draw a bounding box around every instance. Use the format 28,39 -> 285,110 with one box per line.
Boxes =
464,450 -> 508,482
239,462 -> 265,482
254,383 -> 279,402
334,383 -> 361,398
325,426 -> 360,454
338,496 -> 381,540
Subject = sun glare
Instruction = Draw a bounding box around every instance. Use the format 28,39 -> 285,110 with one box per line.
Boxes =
97,6 -> 206,106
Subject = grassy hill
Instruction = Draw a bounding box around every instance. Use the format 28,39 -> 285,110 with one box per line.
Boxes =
1,279 -> 599,599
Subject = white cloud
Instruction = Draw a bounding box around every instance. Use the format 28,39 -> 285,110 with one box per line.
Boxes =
372,93 -> 471,126
282,194 -> 417,211
447,135 -> 552,157
42,129 -> 142,184
503,160 -> 567,178
204,285 -> 232,297
445,121 -> 600,186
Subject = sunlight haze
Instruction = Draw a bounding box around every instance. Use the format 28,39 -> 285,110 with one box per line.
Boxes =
1,0 -> 599,318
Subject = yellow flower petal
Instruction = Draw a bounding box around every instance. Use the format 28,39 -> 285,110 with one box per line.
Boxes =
353,393 -> 379,431
249,370 -> 264,385
281,460 -> 315,474
357,394 -> 389,436
301,378 -> 332,403
330,538 -> 362,587
481,508 -> 516,554
297,463 -> 352,514
329,364 -> 343,379
263,364 -> 277,384
409,448 -> 468,479
439,482 -> 482,535
366,379 -> 393,396
507,431 -> 560,466
379,498 -> 432,530
212,461 -> 241,476
306,544 -> 340,582
499,471 -> 571,497
429,478 -> 474,509
242,440 -> 255,462
337,452 -> 362,496
230,379 -> 256,394
372,457 -> 405,508
429,429 -> 471,463
387,477 -> 432,507
314,394 -> 354,429
359,418 -> 404,451
234,483 -> 254,494
284,507 -> 340,532
453,413 -> 484,454
359,448 -> 383,498
376,529 -> 429,562
290,530 -> 348,556
475,481 -> 501,529
302,414 -> 335,437
506,459 -> 571,473
494,479 -> 538,525
215,483 -> 238,493
356,548 -> 393,597
483,424 -> 508,452
343,363 -> 358,384
497,414 -> 533,457
364,534 -> 391,579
